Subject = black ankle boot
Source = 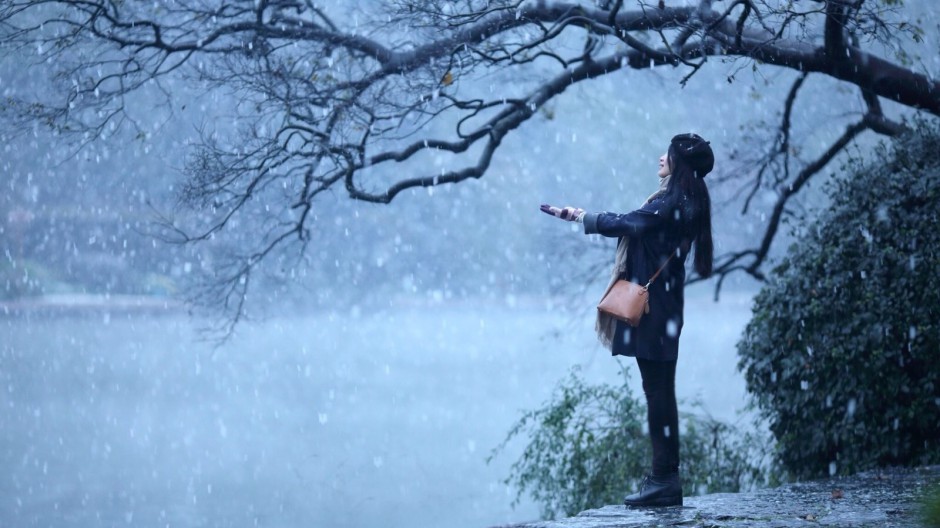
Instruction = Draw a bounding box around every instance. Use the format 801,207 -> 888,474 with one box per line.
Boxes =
623,473 -> 683,508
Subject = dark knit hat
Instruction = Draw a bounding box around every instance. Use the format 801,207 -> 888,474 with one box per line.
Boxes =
670,133 -> 714,178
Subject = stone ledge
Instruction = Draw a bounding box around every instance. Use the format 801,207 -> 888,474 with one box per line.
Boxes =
497,466 -> 938,528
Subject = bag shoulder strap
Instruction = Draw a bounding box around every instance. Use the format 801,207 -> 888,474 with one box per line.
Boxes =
645,248 -> 679,288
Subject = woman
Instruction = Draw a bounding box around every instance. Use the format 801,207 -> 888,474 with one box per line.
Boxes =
540,133 -> 714,508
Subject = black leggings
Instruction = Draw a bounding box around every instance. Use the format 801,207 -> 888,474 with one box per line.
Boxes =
636,358 -> 680,476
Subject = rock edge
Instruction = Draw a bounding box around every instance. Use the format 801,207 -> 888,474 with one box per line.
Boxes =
494,465 -> 939,528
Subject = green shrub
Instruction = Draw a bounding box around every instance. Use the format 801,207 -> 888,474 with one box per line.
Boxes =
489,365 -> 767,519
737,119 -> 940,480
926,484 -> 940,528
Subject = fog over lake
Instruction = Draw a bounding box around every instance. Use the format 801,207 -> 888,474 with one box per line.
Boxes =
1,288 -> 752,528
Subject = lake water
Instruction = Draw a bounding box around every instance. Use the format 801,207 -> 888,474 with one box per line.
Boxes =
0,290 -> 754,528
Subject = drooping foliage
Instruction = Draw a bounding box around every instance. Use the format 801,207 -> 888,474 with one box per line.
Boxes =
738,119 -> 940,480
489,365 -> 766,519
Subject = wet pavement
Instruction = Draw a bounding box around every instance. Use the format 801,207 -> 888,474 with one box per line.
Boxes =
499,466 -> 939,527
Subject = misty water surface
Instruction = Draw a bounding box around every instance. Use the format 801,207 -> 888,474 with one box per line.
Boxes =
1,288 -> 752,528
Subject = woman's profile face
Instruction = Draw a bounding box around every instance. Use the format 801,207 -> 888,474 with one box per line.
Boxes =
657,152 -> 672,178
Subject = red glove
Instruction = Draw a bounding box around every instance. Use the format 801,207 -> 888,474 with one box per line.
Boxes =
540,204 -> 585,222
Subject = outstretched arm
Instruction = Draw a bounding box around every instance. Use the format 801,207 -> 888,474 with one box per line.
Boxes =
541,202 -> 665,237
582,205 -> 665,238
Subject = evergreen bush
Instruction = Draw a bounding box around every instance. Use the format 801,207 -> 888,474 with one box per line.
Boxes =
737,120 -> 940,480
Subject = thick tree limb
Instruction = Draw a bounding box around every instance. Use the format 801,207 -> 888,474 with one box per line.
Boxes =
2,0 -> 937,331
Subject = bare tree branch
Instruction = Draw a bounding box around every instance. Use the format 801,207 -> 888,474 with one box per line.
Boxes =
2,0 -> 937,331
696,81 -> 907,296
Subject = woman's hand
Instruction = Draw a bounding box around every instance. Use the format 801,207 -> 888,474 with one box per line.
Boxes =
540,204 -> 585,222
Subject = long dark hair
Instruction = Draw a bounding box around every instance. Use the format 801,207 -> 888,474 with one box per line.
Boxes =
663,144 -> 713,278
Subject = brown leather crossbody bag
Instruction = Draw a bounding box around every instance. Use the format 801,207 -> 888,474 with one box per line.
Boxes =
596,252 -> 675,327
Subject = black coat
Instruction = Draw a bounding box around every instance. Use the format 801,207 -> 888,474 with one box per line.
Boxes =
583,194 -> 695,361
